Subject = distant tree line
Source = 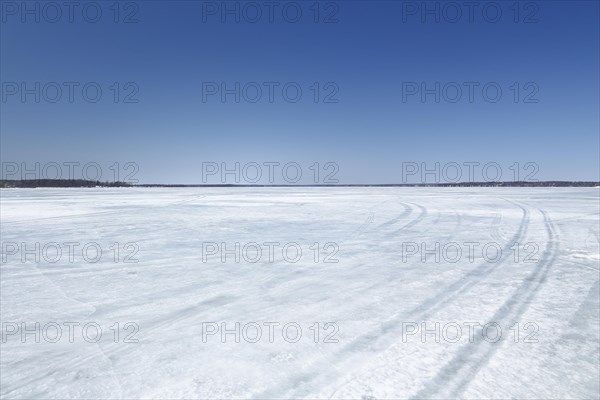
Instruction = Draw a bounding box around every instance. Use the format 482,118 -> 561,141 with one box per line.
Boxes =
0,180 -> 133,188
397,181 -> 600,187
1,180 -> 598,188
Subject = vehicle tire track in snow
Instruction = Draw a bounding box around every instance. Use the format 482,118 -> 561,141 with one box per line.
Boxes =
331,206 -> 454,304
358,201 -> 432,240
348,212 -> 376,239
3,293 -> 241,390
390,203 -> 427,235
439,209 -> 463,242
326,205 -> 452,308
559,259 -> 600,273
411,209 -> 559,399
375,203 -> 412,229
261,201 -> 413,292
489,212 -> 506,243
257,203 -> 522,399
321,202 -> 528,398
401,200 -> 529,321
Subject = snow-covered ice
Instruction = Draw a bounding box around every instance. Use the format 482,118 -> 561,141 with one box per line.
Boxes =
1,187 -> 598,399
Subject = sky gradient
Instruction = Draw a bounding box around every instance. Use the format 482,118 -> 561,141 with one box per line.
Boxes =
1,0 -> 599,184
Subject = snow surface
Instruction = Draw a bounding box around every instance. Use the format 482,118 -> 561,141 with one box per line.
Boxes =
1,187 -> 598,399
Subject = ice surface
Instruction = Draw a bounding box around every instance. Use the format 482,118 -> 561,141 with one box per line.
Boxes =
1,187 -> 598,399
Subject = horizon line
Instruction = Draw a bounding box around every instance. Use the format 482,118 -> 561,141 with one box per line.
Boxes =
2,179 -> 600,188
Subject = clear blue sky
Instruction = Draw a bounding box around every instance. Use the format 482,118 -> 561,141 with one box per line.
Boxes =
1,1 -> 599,184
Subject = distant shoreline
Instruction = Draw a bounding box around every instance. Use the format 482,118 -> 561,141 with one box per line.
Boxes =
1,179 -> 599,188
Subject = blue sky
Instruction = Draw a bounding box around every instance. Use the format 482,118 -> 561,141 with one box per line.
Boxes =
1,1 -> 599,184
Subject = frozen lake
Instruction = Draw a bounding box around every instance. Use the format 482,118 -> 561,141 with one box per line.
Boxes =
1,187 -> 599,399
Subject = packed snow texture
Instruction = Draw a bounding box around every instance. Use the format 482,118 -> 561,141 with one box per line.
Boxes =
1,188 -> 599,399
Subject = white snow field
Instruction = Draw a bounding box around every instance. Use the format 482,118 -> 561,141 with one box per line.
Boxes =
1,187 -> 598,399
